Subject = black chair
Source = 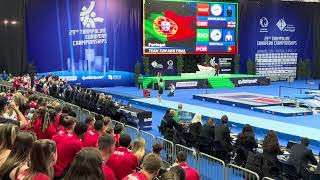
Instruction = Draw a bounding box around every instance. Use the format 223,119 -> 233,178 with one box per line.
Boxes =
309,172 -> 320,180
280,160 -> 302,180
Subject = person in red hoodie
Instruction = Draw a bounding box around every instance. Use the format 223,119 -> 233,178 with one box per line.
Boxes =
54,122 -> 88,178
176,151 -> 200,180
85,115 -> 95,131
106,133 -> 138,180
82,120 -> 106,147
52,115 -> 76,146
98,134 -> 116,180
123,153 -> 162,180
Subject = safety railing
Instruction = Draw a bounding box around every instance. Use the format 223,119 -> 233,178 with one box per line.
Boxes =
65,103 -> 81,119
155,136 -> 175,165
261,177 -> 274,180
175,144 -> 199,171
124,125 -> 139,141
112,120 -> 125,128
199,152 -> 225,180
80,108 -> 92,122
140,131 -> 155,153
225,163 -> 260,180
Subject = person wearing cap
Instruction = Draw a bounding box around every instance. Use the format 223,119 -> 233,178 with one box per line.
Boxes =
123,153 -> 162,180
0,96 -> 27,129
175,151 -> 200,180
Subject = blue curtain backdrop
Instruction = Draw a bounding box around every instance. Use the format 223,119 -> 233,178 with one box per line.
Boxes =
238,0 -> 317,75
26,0 -> 142,87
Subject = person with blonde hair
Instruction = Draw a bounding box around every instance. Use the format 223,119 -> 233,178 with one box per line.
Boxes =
0,124 -> 18,167
132,137 -> 146,162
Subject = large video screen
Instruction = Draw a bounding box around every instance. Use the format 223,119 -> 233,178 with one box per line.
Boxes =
143,0 -> 238,54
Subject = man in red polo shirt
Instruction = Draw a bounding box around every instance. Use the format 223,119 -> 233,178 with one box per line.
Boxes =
52,116 -> 76,145
85,115 -> 95,131
98,134 -> 116,180
54,122 -> 88,178
176,151 -> 200,180
106,133 -> 138,180
123,153 -> 161,180
113,123 -> 124,149
82,120 -> 106,147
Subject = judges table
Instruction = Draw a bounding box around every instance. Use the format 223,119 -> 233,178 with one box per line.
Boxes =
117,106 -> 152,131
230,133 -> 319,172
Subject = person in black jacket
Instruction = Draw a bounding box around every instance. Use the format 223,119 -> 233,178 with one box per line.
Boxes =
199,118 -> 215,140
262,130 -> 283,178
288,137 -> 318,178
236,124 -> 258,154
214,115 -> 233,152
163,110 -> 181,141
189,113 -> 202,138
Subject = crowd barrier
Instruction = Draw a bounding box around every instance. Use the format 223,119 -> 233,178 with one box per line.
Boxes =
175,144 -> 199,171
199,152 -> 225,180
0,83 -> 270,180
124,125 -> 139,141
80,108 -> 91,122
261,177 -> 274,180
140,131 -> 155,153
155,136 -> 175,165
225,163 -> 260,180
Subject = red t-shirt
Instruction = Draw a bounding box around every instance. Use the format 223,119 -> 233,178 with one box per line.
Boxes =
43,124 -> 57,139
33,118 -> 44,139
53,112 -> 61,128
54,134 -> 83,177
122,171 -> 147,180
82,129 -> 100,147
16,171 -> 50,180
106,147 -> 138,180
178,163 -> 200,180
114,134 -> 120,149
102,163 -> 116,180
52,127 -> 68,146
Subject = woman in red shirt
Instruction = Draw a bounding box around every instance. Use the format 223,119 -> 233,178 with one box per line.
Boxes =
31,107 -> 46,139
42,109 -> 57,139
15,139 -> 57,180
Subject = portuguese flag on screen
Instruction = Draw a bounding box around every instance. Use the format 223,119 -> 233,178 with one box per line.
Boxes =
145,11 -> 196,42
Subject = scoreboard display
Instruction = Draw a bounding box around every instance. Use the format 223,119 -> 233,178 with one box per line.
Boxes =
143,0 -> 238,54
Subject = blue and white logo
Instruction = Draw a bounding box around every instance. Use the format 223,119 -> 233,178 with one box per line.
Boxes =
80,1 -> 104,28
259,17 -> 268,33
260,17 -> 269,28
276,18 -> 295,32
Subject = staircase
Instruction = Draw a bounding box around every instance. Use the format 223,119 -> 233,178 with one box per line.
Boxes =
208,78 -> 235,89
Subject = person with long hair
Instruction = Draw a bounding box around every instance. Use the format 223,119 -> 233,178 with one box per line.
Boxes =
262,130 -> 283,178
15,139 -> 57,180
0,132 -> 35,180
236,124 -> 258,153
31,107 -> 47,139
64,148 -> 105,180
42,109 -> 57,139
131,137 -> 146,162
0,124 -> 18,167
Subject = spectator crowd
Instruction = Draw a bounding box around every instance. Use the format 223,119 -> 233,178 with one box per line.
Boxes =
0,74 -> 199,180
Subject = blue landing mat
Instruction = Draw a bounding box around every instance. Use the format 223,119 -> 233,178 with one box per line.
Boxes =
130,98 -> 320,143
253,106 -> 313,117
193,92 -> 282,109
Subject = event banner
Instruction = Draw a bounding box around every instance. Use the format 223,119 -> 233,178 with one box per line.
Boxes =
240,2 -> 313,77
26,0 -> 142,87
144,0 -> 238,54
